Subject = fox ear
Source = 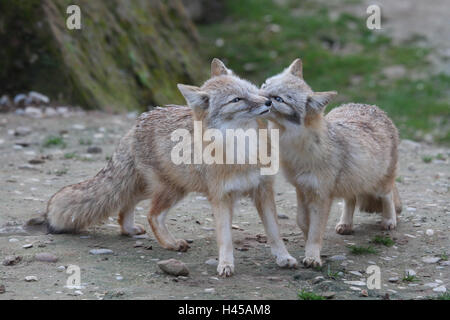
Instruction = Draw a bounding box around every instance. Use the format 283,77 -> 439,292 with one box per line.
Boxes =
177,84 -> 209,110
306,91 -> 337,113
287,58 -> 303,78
211,58 -> 231,77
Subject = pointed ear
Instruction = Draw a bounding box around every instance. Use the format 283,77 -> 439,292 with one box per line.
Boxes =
287,58 -> 303,78
177,84 -> 209,110
306,91 -> 337,113
211,58 -> 231,77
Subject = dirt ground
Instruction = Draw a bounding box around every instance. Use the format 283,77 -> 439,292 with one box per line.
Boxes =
0,112 -> 448,300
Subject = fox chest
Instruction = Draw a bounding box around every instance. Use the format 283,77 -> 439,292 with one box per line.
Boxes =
222,170 -> 264,195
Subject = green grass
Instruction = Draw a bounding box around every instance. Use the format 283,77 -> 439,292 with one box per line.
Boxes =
422,156 -> 433,163
372,235 -> 395,247
79,138 -> 92,146
402,274 -> 418,282
348,245 -> 377,255
64,152 -> 76,159
436,293 -> 450,300
298,290 -> 326,300
198,0 -> 450,144
440,253 -> 448,261
326,266 -> 342,280
436,153 -> 446,160
43,135 -> 66,148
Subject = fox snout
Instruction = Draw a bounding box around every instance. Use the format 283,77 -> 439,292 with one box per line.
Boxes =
249,95 -> 272,116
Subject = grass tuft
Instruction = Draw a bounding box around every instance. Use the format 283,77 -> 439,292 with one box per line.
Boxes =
348,245 -> 377,255
298,290 -> 326,300
372,235 -> 395,247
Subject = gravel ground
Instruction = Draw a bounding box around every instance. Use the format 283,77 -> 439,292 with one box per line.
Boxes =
0,112 -> 448,300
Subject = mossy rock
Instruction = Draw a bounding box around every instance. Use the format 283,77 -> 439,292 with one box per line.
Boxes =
0,0 -> 206,111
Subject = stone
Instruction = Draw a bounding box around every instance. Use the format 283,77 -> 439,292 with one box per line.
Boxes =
157,259 -> 189,276
422,256 -> 441,264
35,252 -> 58,263
0,284 -> 5,294
205,258 -> 218,267
25,276 -> 38,282
405,269 -> 416,277
328,255 -> 346,261
425,229 -> 434,236
24,106 -> 43,118
14,126 -> 32,137
360,289 -> 369,297
3,256 -> 22,266
293,271 -> 318,281
22,243 -> 33,249
277,213 -> 289,219
28,91 -> 50,104
204,288 -> 215,293
89,248 -> 113,255
87,146 -> 102,154
388,277 -> 400,283
321,291 -> 336,299
344,281 -> 366,286
433,286 -> 446,293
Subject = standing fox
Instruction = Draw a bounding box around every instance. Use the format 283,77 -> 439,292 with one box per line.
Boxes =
31,59 -> 297,277
261,58 -> 402,267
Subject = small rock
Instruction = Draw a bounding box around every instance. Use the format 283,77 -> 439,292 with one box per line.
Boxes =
29,158 -> 45,164
9,238 -> 19,242
422,256 -> 441,264
14,126 -> 32,136
344,281 -> 366,286
35,252 -> 58,263
28,91 -> 50,104
328,255 -> 346,261
116,276 -> 123,281
13,93 -> 27,106
134,241 -> 144,248
321,291 -> 336,299
0,284 -> 5,294
360,289 -> 369,297
440,261 -> 450,266
24,106 -> 43,118
204,288 -> 215,293
433,286 -> 446,293
277,213 -> 289,219
57,266 -> 66,272
25,276 -> 38,282
405,269 -> 416,277
89,249 -> 113,255
186,239 -> 194,244
425,229 -> 434,236
3,255 -> 22,266
349,271 -> 363,277
312,276 -> 325,284
205,258 -> 219,267
22,243 -> 33,249
424,282 -> 439,288
388,277 -> 400,283
87,146 -> 102,154
157,259 -> 189,276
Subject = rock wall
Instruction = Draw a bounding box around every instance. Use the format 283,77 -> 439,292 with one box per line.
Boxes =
0,0 -> 206,111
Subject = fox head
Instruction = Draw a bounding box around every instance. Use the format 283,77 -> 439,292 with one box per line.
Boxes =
177,58 -> 272,128
260,58 -> 337,129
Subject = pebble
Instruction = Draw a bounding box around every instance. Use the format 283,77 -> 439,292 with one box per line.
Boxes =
14,126 -> 32,137
344,281 -> 366,286
134,241 -> 144,248
277,213 -> 289,219
433,286 -> 446,293
349,286 -> 361,291
205,258 -> 219,267
3,256 -> 22,266
425,229 -> 434,236
157,259 -> 189,276
87,146 -> 102,154
405,269 -> 416,277
204,288 -> 215,293
89,249 -> 113,255
360,289 -> 369,297
35,252 -> 58,263
424,282 -> 439,288
57,266 -> 66,272
321,291 -> 336,299
312,276 -> 325,284
328,255 -> 346,261
28,91 -> 50,104
116,276 -> 123,281
9,238 -> 19,242
388,277 -> 400,283
293,271 -> 317,281
422,256 -> 441,264
349,271 -> 363,277
0,284 -> 5,294
24,106 -> 43,118
25,276 -> 38,282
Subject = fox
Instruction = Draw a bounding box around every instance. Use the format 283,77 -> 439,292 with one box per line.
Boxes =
28,59 -> 297,277
260,58 -> 402,267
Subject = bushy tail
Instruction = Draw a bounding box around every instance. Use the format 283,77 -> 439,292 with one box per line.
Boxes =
28,133 -> 143,233
357,183 -> 402,215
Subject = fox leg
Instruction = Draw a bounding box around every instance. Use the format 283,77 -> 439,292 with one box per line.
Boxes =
148,189 -> 189,252
118,204 -> 146,236
380,191 -> 397,230
303,197 -> 332,268
296,187 -> 310,239
253,183 -> 297,268
211,198 -> 235,277
335,197 -> 356,235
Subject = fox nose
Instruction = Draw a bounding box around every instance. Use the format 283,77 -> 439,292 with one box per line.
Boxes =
265,100 -> 272,107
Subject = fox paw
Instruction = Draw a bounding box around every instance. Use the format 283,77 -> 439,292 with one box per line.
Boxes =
217,263 -> 234,277
335,223 -> 353,235
381,218 -> 397,231
276,255 -> 298,268
302,256 -> 322,268
121,224 -> 146,236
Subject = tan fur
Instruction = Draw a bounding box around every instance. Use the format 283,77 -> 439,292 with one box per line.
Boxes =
262,58 -> 402,268
37,59 -> 297,276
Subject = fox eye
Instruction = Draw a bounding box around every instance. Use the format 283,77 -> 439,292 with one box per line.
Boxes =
231,97 -> 241,103
274,96 -> 284,103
